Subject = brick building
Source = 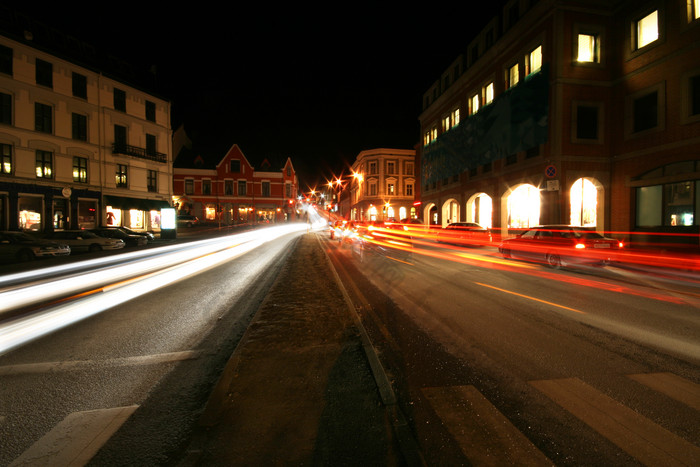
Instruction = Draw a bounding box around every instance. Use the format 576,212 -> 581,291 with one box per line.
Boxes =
173,144 -> 299,225
419,0 -> 700,247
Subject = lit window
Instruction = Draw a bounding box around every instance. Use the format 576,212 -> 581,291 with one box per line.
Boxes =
470,94 -> 479,114
508,64 -> 519,89
636,10 -> 658,49
526,46 -> 542,75
35,150 -> 53,178
577,34 -> 599,62
693,0 -> 700,21
484,82 -> 494,105
451,108 -> 460,127
442,115 -> 451,131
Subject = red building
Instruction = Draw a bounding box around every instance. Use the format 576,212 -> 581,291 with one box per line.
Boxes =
173,144 -> 299,225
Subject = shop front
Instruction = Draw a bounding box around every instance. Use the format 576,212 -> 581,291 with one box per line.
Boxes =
103,195 -> 171,232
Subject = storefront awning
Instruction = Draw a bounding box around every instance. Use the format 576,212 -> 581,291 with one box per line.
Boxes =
104,195 -> 171,211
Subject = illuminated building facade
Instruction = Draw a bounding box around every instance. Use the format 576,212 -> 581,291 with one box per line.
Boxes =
172,144 -> 299,224
0,24 -> 172,233
348,148 -> 417,222
419,0 -> 700,247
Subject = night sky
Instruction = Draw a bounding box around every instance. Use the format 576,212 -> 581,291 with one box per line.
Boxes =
3,1 -> 506,189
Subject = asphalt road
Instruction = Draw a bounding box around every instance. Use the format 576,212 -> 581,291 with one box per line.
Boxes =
323,234 -> 700,465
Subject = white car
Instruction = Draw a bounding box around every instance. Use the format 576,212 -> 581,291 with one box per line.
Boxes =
42,230 -> 125,253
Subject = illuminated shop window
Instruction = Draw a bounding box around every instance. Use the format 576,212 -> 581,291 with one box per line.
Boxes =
636,10 -> 658,49
469,193 -> 493,229
507,184 -> 540,228
570,178 -> 597,227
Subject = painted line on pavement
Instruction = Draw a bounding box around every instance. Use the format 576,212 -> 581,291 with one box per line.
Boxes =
530,377 -> 700,466
475,282 -> 586,314
627,372 -> 700,411
9,405 -> 138,467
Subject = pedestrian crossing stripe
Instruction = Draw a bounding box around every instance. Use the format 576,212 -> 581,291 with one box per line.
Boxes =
529,376 -> 700,466
627,372 -> 700,411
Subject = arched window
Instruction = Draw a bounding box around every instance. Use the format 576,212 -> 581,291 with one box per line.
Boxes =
507,184 -> 540,228
570,178 -> 597,226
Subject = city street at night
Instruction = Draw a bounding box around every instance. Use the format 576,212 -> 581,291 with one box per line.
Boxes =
0,223 -> 698,465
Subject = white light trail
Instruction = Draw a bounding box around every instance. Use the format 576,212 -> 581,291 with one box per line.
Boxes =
0,224 -> 306,355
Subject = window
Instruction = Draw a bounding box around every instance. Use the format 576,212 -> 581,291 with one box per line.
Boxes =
633,91 -> 658,132
636,10 -> 659,49
114,124 -> 127,149
231,160 -> 241,172
113,88 -> 126,111
405,183 -> 414,197
507,63 -> 519,89
116,164 -> 128,187
451,108 -> 460,127
148,170 -> 157,192
0,92 -> 11,124
387,161 -> 396,174
484,82 -> 494,105
286,183 -> 292,198
1,143 -> 11,174
145,100 -> 155,122
577,33 -> 600,63
73,156 -> 88,183
34,102 -> 52,133
146,134 -> 156,155
202,179 -> 211,195
225,180 -> 233,195
185,179 -> 194,195
35,59 -> 52,87
405,162 -> 414,176
262,181 -> 270,197
72,113 -> 87,141
369,161 -> 377,174
369,182 -> 377,196
526,46 -> 542,75
575,105 -> 600,140
387,182 -> 395,195
238,180 -> 247,196
442,115 -> 451,132
690,0 -> 700,21
470,94 -> 480,114
0,44 -> 11,75
72,72 -> 87,99
691,74 -> 700,116
35,150 -> 52,178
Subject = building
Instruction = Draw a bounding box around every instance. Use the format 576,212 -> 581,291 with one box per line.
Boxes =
419,0 -> 700,247
172,144 -> 299,225
346,148 -> 417,222
0,20 -> 172,233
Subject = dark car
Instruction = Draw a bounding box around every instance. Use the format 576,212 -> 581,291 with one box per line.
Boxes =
90,227 -> 148,247
498,225 -> 623,268
0,231 -> 71,262
42,230 -> 125,253
115,226 -> 155,242
436,222 -> 492,247
177,214 -> 199,227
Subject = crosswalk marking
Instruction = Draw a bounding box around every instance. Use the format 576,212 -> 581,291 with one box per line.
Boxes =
421,385 -> 551,466
627,372 -> 700,411
10,405 -> 138,467
529,377 -> 700,466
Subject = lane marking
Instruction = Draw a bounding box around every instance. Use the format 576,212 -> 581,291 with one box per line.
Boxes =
530,377 -> 700,466
0,350 -> 201,376
475,282 -> 586,314
422,385 -> 551,466
628,372 -> 700,411
10,405 -> 138,467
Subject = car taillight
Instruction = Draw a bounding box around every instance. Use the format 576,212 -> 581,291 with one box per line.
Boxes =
618,242 -> 624,248
575,243 -> 586,249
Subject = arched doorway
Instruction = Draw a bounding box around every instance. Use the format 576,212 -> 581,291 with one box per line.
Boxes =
570,177 -> 602,228
505,184 -> 541,229
441,199 -> 459,227
466,193 -> 493,228
423,203 -> 438,225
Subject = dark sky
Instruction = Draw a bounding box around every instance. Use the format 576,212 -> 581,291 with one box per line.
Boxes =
4,1 -> 506,189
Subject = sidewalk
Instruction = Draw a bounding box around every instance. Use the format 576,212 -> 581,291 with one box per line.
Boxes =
179,233 -> 409,466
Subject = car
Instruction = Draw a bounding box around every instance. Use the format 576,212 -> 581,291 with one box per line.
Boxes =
0,231 -> 71,262
436,222 -> 492,247
498,225 -> 624,268
114,226 -> 155,242
41,230 -> 125,253
90,227 -> 148,247
177,214 -> 199,227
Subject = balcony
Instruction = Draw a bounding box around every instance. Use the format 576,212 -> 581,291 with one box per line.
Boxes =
112,143 -> 167,163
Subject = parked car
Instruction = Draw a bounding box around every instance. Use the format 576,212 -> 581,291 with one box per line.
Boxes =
0,231 -> 71,262
436,222 -> 492,247
498,225 -> 623,268
114,226 -> 155,242
177,214 -> 199,227
42,230 -> 125,253
90,227 -> 148,247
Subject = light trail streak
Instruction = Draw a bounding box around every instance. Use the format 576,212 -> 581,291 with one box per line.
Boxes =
0,224 -> 306,355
